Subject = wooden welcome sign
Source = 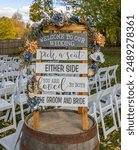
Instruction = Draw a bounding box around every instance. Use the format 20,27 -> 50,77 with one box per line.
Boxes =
34,24 -> 88,131
38,33 -> 88,47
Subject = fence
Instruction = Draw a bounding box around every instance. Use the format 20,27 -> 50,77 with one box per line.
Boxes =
0,39 -> 24,55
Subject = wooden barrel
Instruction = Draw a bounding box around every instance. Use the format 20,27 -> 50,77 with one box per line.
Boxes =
20,109 -> 99,150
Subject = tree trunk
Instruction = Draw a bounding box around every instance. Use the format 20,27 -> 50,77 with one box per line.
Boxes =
116,29 -> 121,46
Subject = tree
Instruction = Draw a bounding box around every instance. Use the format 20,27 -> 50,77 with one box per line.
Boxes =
30,0 -> 51,22
0,17 -> 19,40
12,11 -> 23,20
30,0 -> 59,22
0,17 -> 30,40
71,0 -> 121,46
29,0 -> 121,46
12,19 -> 27,38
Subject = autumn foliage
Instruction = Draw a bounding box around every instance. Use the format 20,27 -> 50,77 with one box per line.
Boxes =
0,17 -> 29,40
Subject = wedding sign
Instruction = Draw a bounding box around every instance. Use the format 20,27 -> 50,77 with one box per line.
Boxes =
37,76 -> 88,93
38,33 -> 88,47
37,94 -> 88,107
37,49 -> 87,61
36,63 -> 88,74
36,33 -> 88,107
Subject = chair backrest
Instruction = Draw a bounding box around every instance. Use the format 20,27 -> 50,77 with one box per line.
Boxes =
112,83 -> 121,98
100,86 -> 114,98
15,75 -> 27,100
12,120 -> 24,150
0,85 -> 16,101
88,91 -> 103,105
3,71 -> 19,82
107,65 -> 119,78
97,67 -> 108,80
0,65 -> 9,73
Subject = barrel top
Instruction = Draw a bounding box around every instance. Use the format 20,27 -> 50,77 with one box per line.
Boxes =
27,110 -> 94,135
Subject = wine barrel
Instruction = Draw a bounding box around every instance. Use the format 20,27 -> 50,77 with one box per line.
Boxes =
20,109 -> 99,150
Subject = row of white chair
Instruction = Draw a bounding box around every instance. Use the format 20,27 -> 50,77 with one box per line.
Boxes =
0,76 -> 29,134
0,56 -> 19,62
89,65 -> 119,94
88,84 -> 121,139
0,61 -> 19,73
60,84 -> 121,140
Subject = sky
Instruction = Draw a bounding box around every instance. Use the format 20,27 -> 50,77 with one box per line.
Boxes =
0,0 -> 70,23
0,0 -> 33,23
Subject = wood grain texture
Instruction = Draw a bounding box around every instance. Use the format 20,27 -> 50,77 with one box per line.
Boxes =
81,31 -> 88,131
33,59 -> 42,129
33,111 -> 39,129
21,110 -> 99,150
43,24 -> 87,31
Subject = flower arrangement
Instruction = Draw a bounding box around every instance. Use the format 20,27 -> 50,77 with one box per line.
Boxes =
23,12 -> 106,110
94,33 -> 105,47
52,12 -> 65,27
27,75 -> 44,111
88,31 -> 105,77
25,40 -> 38,54
19,40 -> 38,71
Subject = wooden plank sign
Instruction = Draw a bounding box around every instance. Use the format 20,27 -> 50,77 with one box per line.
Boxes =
36,63 -> 88,74
36,49 -> 88,61
38,33 -> 88,48
37,76 -> 88,93
37,94 -> 88,107
34,28 -> 89,131
36,33 -> 88,108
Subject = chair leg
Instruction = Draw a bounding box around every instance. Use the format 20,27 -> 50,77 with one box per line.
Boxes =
12,104 -> 17,129
27,107 -> 31,114
111,97 -> 118,131
108,78 -> 111,87
115,100 -> 121,127
20,103 -> 25,121
4,110 -> 10,121
99,81 -> 102,91
94,104 -> 100,141
115,76 -> 117,84
96,82 -> 98,93
106,79 -> 108,88
99,104 -> 107,139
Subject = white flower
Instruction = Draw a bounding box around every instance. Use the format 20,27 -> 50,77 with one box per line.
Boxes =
89,52 -> 105,63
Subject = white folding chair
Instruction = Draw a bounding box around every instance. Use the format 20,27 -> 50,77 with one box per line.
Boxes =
14,76 -> 30,121
13,56 -> 19,62
4,71 -> 19,83
0,120 -> 24,150
88,91 -> 103,140
99,87 -> 118,139
113,84 -> 121,127
97,67 -> 108,91
89,74 -> 98,94
0,87 -> 16,133
0,65 -> 10,73
107,65 -> 119,87
101,84 -> 121,128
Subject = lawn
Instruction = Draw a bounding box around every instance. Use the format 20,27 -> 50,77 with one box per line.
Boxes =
100,47 -> 121,82
0,47 -> 121,150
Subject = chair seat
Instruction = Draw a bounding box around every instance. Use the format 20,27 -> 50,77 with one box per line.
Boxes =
0,81 -> 15,89
3,81 -> 15,87
15,94 -> 28,105
0,120 -> 23,150
0,133 -> 16,149
0,99 -> 12,110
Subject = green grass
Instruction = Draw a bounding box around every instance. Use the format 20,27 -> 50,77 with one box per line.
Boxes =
100,47 -> 121,82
